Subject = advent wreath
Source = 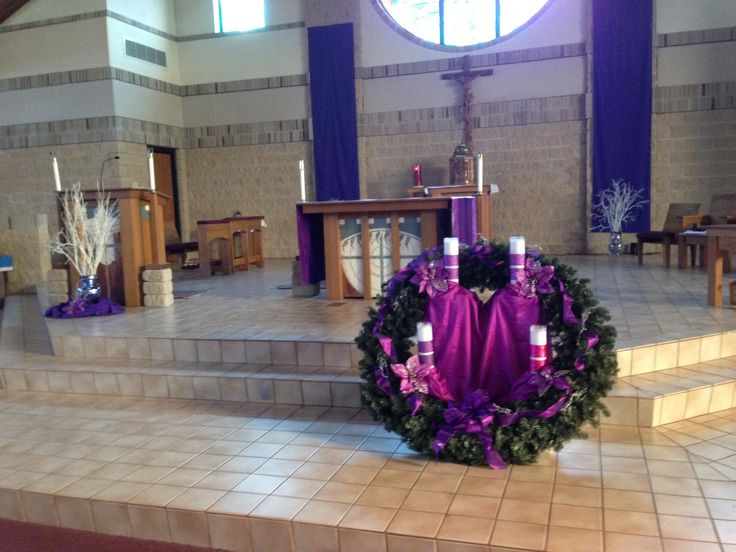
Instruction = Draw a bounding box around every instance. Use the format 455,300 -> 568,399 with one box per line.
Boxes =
355,239 -> 618,467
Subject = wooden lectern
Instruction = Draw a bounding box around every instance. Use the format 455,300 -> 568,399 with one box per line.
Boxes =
64,188 -> 168,307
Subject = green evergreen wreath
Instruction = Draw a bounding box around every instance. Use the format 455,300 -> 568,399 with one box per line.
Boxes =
355,240 -> 618,466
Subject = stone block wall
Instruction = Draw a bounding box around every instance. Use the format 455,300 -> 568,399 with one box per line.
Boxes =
651,109 -> 736,228
0,215 -> 51,294
183,143 -> 313,259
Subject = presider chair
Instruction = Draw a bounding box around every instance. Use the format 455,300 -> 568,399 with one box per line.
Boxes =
636,203 -> 700,267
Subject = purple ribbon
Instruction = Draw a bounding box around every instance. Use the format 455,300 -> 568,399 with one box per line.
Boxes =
433,390 -> 506,469
377,333 -> 398,362
574,330 -> 599,372
373,366 -> 394,396
502,365 -> 574,425
557,280 -> 582,326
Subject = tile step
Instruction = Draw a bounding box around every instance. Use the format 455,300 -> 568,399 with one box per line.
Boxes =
604,357 -> 736,427
0,357 -> 361,408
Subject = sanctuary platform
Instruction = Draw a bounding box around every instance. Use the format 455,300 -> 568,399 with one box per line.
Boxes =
1,255 -> 736,551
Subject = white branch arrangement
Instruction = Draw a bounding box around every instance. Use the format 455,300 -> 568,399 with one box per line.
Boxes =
591,178 -> 649,233
49,183 -> 119,276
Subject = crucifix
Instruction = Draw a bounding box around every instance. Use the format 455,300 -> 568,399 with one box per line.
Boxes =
441,55 -> 494,153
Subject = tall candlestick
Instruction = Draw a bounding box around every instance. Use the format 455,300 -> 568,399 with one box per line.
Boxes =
509,236 -> 525,285
444,237 -> 459,283
476,153 -> 483,194
299,160 -> 306,202
148,149 -> 156,191
417,321 -> 434,366
529,324 -> 547,371
51,155 -> 61,192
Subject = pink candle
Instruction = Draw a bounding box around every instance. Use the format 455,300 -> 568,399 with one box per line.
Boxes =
444,237 -> 459,283
530,324 -> 547,371
509,236 -> 525,284
413,163 -> 422,187
417,322 -> 434,366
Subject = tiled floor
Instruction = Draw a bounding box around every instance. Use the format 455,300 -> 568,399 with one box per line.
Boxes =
42,255 -> 736,351
1,253 -> 736,551
1,391 -> 736,552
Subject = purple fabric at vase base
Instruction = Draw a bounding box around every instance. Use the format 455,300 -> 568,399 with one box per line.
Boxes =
44,297 -> 125,319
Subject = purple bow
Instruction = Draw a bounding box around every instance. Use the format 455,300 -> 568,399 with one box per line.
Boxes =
433,390 -> 506,469
502,365 -> 574,425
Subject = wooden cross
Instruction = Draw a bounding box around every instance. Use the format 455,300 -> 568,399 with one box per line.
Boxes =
440,55 -> 494,153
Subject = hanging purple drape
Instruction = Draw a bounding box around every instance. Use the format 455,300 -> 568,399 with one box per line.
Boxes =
592,0 -> 652,232
308,24 -> 360,202
296,205 -> 325,285
450,197 -> 477,245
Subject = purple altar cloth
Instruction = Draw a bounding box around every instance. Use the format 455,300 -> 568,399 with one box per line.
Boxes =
426,285 -> 549,405
44,298 -> 124,318
295,198 -> 478,285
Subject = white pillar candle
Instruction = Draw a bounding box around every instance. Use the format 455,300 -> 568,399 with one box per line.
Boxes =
51,155 -> 61,192
530,324 -> 547,346
529,324 -> 548,371
509,236 -> 525,255
417,321 -> 433,343
417,321 -> 434,366
299,160 -> 306,202
148,149 -> 156,191
476,153 -> 483,194
444,236 -> 459,283
509,236 -> 526,285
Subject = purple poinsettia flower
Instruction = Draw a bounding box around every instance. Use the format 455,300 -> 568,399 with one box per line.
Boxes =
516,258 -> 555,297
391,355 -> 432,395
410,258 -> 449,295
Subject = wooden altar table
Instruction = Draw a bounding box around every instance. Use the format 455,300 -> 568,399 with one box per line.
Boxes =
407,184 -> 494,239
706,225 -> 736,306
298,197 -> 478,301
197,216 -> 264,278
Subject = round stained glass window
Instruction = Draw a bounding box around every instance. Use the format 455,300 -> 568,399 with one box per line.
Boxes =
375,0 -> 551,50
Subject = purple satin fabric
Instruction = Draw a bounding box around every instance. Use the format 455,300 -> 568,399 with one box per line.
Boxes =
296,205 -> 326,285
450,197 -> 477,245
426,284 -> 550,405
44,298 -> 124,318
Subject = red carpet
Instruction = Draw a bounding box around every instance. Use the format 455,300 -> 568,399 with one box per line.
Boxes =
0,518 -> 229,551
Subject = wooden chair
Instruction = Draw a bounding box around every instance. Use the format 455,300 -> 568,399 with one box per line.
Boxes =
636,203 -> 700,267
164,221 -> 199,269
677,194 -> 736,269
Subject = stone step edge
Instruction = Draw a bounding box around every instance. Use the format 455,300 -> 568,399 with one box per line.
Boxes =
616,330 -> 736,377
0,366 -> 362,409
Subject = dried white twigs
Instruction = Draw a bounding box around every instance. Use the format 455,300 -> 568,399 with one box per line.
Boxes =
49,183 -> 118,276
591,179 -> 649,233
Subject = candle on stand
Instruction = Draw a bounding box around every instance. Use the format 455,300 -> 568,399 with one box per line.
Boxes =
509,236 -> 525,284
299,160 -> 306,202
412,163 -> 422,187
417,321 -> 434,366
148,149 -> 156,191
444,237 -> 459,283
51,155 -> 61,192
476,153 -> 483,194
529,324 -> 547,371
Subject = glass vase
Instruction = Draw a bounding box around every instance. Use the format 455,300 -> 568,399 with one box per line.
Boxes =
608,232 -> 623,256
76,274 -> 102,302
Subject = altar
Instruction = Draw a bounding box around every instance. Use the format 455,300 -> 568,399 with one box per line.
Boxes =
297,196 -> 485,300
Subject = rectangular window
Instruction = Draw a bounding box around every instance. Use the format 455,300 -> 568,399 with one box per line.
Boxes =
213,0 -> 265,33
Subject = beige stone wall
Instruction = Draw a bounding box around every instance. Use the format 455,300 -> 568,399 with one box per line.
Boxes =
183,143 -> 314,259
651,109 -> 736,228
363,120 -> 589,254
0,215 -> 51,294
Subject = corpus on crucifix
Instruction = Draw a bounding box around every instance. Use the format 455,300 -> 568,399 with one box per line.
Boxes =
441,55 -> 494,154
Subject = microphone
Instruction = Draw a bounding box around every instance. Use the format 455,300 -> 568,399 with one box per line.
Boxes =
99,155 -> 120,189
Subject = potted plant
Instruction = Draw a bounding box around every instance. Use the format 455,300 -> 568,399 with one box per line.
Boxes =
591,178 -> 648,255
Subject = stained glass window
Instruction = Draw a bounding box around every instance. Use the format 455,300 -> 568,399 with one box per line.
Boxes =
377,0 -> 549,48
213,0 -> 265,33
